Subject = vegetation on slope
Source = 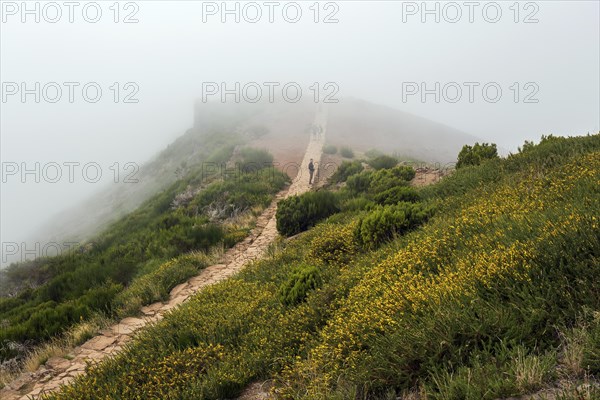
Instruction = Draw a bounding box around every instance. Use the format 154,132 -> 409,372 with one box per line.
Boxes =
41,134 -> 600,399
0,135 -> 288,366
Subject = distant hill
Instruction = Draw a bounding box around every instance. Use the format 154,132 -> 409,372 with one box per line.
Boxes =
326,98 -> 482,164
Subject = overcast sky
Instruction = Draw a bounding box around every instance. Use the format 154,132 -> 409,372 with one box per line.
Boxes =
1,0 -> 599,256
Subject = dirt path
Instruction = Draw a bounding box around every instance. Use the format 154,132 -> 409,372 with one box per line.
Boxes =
0,108 -> 328,400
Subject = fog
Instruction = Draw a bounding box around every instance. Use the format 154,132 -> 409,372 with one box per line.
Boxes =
1,1 -> 599,264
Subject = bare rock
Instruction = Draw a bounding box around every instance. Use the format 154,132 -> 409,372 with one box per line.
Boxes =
8,372 -> 33,391
169,282 -> 189,298
81,335 -> 117,352
45,357 -> 71,372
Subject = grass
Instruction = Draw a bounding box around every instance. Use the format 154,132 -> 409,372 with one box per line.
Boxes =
561,326 -> 588,378
511,348 -> 557,392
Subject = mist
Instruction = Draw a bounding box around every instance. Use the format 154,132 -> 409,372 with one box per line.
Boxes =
1,1 -> 599,265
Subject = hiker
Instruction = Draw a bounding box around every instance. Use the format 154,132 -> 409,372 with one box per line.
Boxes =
308,158 -> 315,185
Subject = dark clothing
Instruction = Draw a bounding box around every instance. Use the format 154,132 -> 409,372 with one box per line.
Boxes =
308,161 -> 315,184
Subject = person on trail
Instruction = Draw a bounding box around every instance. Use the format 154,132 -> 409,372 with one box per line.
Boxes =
308,158 -> 315,185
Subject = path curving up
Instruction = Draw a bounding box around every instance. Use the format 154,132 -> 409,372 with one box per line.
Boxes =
0,108 -> 327,400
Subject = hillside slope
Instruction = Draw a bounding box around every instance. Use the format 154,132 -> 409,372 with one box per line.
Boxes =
0,134 -> 287,360
36,134 -> 600,400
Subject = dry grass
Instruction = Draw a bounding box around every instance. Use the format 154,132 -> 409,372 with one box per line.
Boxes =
398,385 -> 428,400
560,327 -> 588,378
0,359 -> 20,389
23,342 -> 65,373
65,314 -> 112,347
554,377 -> 600,400
223,209 -> 259,230
511,348 -> 555,392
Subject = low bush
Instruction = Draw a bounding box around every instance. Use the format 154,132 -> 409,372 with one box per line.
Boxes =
346,166 -> 416,195
364,148 -> 384,159
330,160 -> 364,184
223,229 -> 250,248
368,155 -> 398,170
456,142 -> 499,168
340,146 -> 354,158
340,196 -> 375,212
238,147 -> 274,171
369,166 -> 416,193
276,191 -> 340,236
0,139 -> 288,366
356,202 -> 433,249
346,172 -> 373,194
323,144 -> 337,155
308,223 -> 360,265
279,264 -> 322,306
373,186 -> 420,205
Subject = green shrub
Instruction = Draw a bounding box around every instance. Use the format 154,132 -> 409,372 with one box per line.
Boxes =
206,145 -> 235,164
238,147 -> 274,171
369,166 -> 416,193
276,191 -> 340,236
390,165 -> 416,182
331,160 -> 364,184
186,223 -> 225,252
323,144 -> 337,155
346,172 -> 373,194
364,148 -> 384,159
223,229 -> 250,248
340,146 -> 354,158
373,186 -> 420,205
279,264 -> 322,306
347,166 -> 416,195
340,196 -> 375,212
456,142 -> 499,169
356,202 -> 432,248
368,155 -> 398,170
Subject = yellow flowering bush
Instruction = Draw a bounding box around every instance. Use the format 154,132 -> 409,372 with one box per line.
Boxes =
307,222 -> 359,265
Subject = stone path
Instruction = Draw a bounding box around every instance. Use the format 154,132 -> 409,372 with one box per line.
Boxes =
233,109 -> 327,400
0,107 -> 328,400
